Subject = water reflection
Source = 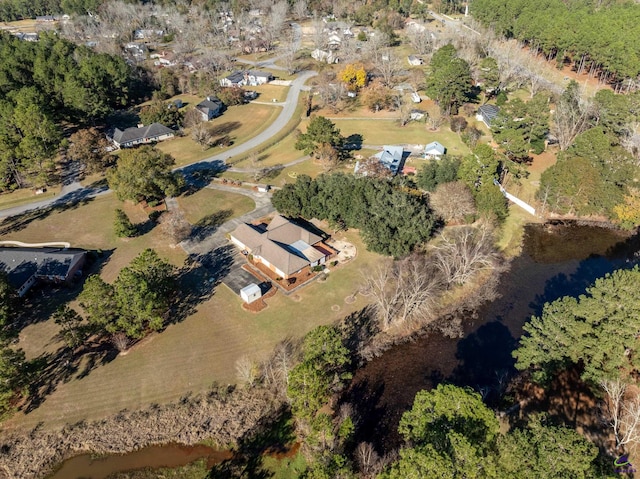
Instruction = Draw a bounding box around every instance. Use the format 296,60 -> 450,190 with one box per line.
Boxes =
345,224 -> 640,453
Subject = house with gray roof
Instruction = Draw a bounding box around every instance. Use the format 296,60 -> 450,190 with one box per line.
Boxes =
356,145 -> 405,176
196,96 -> 224,121
476,104 -> 500,128
220,70 -> 274,88
111,123 -> 175,148
0,247 -> 86,297
230,215 -> 332,279
220,71 -> 246,87
424,141 -> 446,159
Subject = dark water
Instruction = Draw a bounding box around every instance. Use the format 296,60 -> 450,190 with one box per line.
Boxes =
345,224 -> 640,453
47,224 -> 640,475
48,443 -> 231,479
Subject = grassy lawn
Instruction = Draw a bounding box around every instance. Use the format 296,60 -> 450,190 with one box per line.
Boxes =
0,195 -> 186,283
6,227 -> 382,430
157,103 -> 280,167
229,134 -> 304,169
178,189 -> 255,225
253,84 -> 290,102
225,95 -> 306,167
331,119 -> 471,155
0,186 -> 61,211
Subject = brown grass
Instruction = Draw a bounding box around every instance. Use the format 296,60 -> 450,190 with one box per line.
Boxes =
157,104 -> 280,167
5,227 -> 381,430
178,189 -> 255,225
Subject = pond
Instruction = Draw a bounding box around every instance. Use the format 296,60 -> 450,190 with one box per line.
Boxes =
47,443 -> 231,479
345,223 -> 640,453
46,223 -> 640,476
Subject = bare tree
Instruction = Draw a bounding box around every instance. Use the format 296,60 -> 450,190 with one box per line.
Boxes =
263,1 -> 289,52
362,261 -> 402,330
552,87 -> 592,151
184,109 -> 204,129
426,109 -> 443,130
431,223 -> 499,286
262,339 -> 296,396
362,256 -> 443,330
621,126 -> 640,161
409,30 -> 434,55
191,122 -> 212,149
315,143 -> 340,171
111,332 -> 130,352
362,31 -> 390,65
280,32 -> 299,75
356,157 -> 393,179
160,210 -> 193,243
312,14 -> 326,51
236,355 -> 259,387
292,0 -> 308,20
601,379 -> 640,453
430,181 -> 477,223
356,442 -> 382,478
376,50 -> 403,87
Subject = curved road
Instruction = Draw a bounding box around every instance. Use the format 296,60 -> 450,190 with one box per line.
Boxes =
0,68 -> 316,220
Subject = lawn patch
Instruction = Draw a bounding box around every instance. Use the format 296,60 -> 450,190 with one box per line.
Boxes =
178,189 -> 255,225
157,104 -> 280,167
6,229 -> 381,430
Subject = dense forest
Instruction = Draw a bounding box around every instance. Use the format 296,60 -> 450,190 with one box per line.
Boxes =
472,0 -> 640,85
0,32 -> 136,190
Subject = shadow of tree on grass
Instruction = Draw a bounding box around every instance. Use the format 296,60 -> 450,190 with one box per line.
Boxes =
169,246 -> 235,325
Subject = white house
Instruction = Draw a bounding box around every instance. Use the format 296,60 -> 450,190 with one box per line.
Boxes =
407,55 -> 423,66
220,70 -> 273,87
411,92 -> 422,103
312,49 -> 338,64
424,141 -> 446,159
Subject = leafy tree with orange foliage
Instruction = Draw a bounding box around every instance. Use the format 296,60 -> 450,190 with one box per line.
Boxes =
339,62 -> 367,92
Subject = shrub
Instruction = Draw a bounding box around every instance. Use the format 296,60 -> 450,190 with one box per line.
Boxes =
114,209 -> 137,237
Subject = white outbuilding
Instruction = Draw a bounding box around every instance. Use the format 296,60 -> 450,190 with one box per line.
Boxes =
240,283 -> 262,303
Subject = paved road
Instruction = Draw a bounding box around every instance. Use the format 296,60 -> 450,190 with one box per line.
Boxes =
0,66 -> 316,220
197,69 -> 316,165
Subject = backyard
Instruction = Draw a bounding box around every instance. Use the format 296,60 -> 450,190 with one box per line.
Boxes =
2,186 -> 381,430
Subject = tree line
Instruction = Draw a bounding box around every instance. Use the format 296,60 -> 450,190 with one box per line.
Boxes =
515,265 -> 640,460
272,173 -> 436,257
472,0 -> 640,86
0,32 -> 135,191
539,81 -> 640,223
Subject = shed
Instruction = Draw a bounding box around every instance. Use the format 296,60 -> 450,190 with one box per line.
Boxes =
240,283 -> 262,303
